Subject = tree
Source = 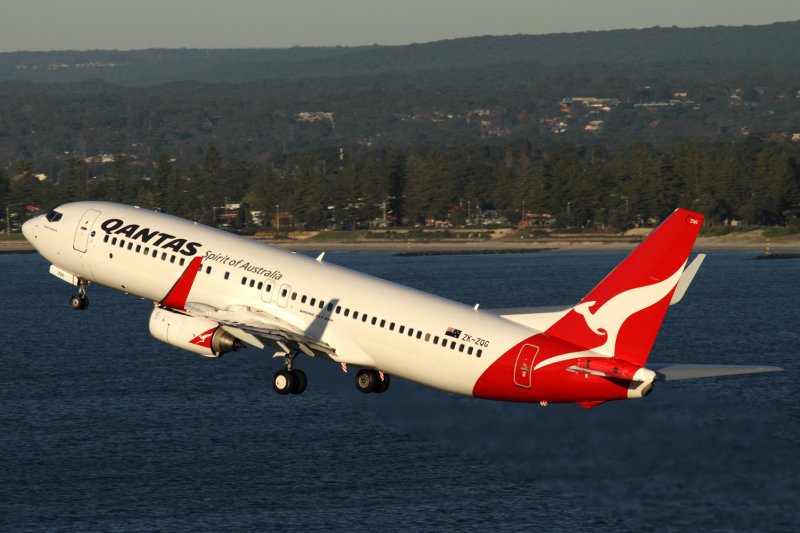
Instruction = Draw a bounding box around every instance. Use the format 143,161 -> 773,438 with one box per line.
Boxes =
107,151 -> 135,204
60,157 -> 88,202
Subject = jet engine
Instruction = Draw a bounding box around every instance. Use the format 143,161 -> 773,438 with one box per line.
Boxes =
149,307 -> 244,357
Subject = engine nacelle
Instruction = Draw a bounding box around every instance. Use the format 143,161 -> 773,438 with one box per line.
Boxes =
149,307 -> 244,357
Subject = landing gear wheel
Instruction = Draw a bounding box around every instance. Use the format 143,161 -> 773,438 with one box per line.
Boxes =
355,369 -> 379,393
273,369 -> 297,395
291,369 -> 307,395
69,294 -> 89,310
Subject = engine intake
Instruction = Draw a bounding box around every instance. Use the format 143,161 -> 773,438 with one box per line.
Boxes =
149,307 -> 244,357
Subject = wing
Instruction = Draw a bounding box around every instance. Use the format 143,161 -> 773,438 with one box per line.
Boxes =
157,256 -> 376,367
183,301 -> 335,359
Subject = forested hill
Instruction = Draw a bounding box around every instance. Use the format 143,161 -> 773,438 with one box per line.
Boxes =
0,22 -> 799,170
1,22 -> 798,86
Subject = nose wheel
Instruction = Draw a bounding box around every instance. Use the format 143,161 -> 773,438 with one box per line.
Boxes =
69,279 -> 90,310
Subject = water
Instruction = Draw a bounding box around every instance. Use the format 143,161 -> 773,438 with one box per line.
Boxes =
1,251 -> 797,532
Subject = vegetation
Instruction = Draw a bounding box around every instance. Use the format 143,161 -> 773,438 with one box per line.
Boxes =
1,22 -> 799,232
2,137 -> 799,233
1,23 -> 800,172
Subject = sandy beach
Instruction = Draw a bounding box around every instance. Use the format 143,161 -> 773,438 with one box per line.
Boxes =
4,230 -> 798,254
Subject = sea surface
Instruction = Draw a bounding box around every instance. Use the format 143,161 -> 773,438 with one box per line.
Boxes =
1,250 -> 797,532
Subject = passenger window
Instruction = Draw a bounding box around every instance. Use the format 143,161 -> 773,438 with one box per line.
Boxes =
103,235 -> 109,243
344,309 -> 350,317
112,237 -> 117,245
399,326 -> 405,334
380,319 -> 385,327
242,277 -> 247,285
362,314 -> 367,322
179,258 -> 185,266
458,344 -> 464,352
257,282 -> 263,290
145,247 -> 149,254
250,279 -> 255,288
425,333 -> 431,342
170,255 -> 175,263
476,349 -> 482,358
224,272 -> 230,280
433,336 -> 439,344
327,303 -> 333,312
353,311 -> 358,319
416,331 -> 422,339
371,317 -> 377,325
310,297 -> 315,306
266,283 -> 271,292
335,306 -> 341,314
120,240 -> 125,247
206,266 -> 212,274
161,253 -> 167,260
136,244 -> 141,253
319,301 -> 324,309
152,250 -> 157,258
389,322 -> 395,331
468,346 -> 474,355
442,338 -> 447,347
282,288 -> 288,297
291,292 -> 297,300
408,328 -> 414,337
450,341 -> 456,349
301,295 -> 307,303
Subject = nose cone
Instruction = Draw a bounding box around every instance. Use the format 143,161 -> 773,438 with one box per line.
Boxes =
22,217 -> 37,244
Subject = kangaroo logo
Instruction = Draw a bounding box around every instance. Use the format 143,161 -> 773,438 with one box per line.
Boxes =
189,327 -> 217,348
534,261 -> 686,371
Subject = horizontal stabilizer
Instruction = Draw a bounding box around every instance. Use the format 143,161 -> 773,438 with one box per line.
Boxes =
648,363 -> 783,381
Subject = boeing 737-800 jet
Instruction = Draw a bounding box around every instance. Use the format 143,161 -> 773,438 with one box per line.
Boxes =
22,202 -> 782,408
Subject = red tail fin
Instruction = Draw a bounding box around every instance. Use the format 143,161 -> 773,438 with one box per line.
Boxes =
545,209 -> 704,366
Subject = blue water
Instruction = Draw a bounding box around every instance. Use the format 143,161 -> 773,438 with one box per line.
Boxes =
1,251 -> 797,532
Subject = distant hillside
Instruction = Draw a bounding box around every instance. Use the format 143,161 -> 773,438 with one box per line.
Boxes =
0,22 -> 799,171
1,22 -> 799,86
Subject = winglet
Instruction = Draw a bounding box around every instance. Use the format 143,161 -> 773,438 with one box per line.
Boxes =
160,256 -> 203,309
671,253 -> 706,305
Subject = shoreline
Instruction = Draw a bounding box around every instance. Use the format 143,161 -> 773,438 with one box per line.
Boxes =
3,235 -> 799,254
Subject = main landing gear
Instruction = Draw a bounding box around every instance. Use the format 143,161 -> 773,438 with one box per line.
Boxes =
355,369 -> 390,394
272,351 -> 307,395
69,278 -> 90,310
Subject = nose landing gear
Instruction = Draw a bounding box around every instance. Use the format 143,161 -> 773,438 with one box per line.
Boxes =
69,278 -> 90,310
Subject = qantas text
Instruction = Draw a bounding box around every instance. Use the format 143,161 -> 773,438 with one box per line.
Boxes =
100,218 -> 202,257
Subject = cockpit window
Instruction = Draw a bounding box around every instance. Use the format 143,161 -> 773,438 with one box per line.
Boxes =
45,210 -> 63,223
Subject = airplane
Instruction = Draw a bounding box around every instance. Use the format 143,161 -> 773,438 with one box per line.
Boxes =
21,201 -> 782,408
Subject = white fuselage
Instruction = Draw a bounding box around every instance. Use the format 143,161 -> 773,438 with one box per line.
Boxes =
23,201 -> 538,397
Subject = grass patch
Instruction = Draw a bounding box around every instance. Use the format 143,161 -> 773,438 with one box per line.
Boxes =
700,226 -> 757,237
